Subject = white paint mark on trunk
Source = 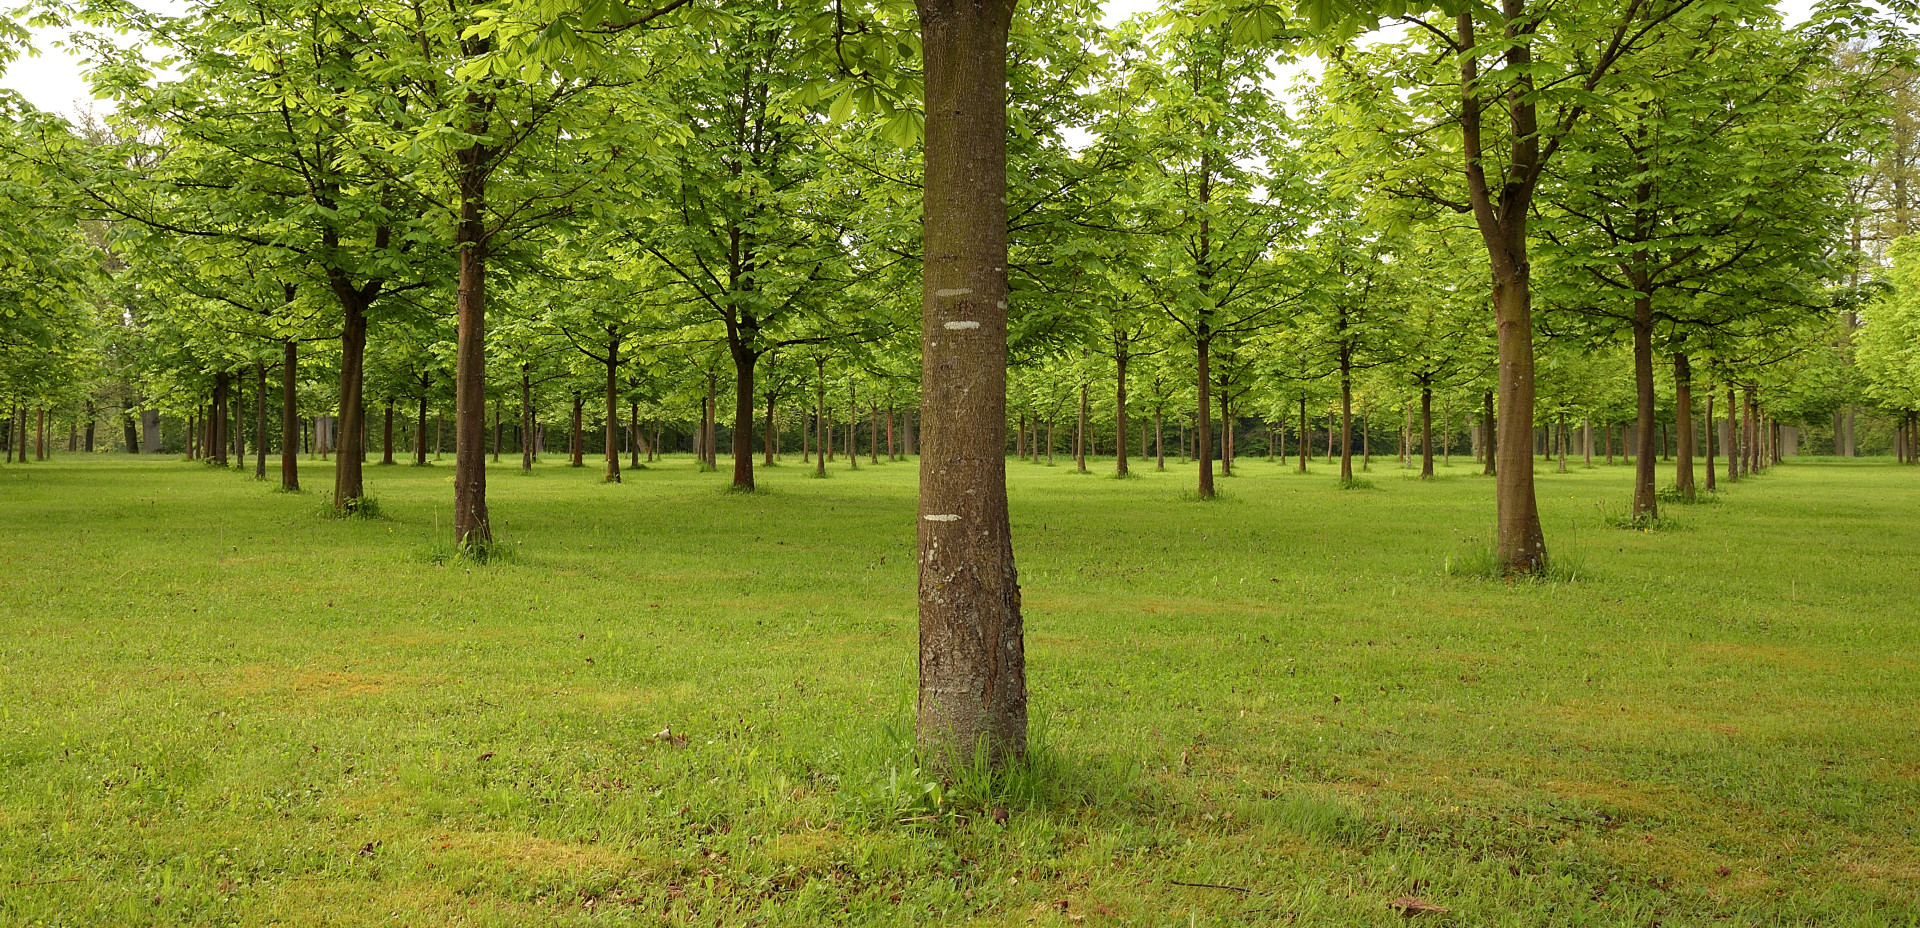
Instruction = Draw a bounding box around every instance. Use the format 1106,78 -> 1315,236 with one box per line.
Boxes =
943,321 -> 981,330
935,288 -> 973,297
923,514 -> 961,522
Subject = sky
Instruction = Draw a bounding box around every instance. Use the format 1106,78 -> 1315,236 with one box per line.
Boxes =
0,0 -> 1820,121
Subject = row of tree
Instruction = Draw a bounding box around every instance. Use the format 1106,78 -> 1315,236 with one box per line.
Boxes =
5,0 -> 1920,764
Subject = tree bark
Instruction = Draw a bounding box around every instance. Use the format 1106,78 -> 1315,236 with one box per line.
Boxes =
1673,353 -> 1695,499
281,341 -> 300,490
416,391 -> 430,466
569,392 -> 584,467
520,370 -> 534,474
814,358 -> 827,477
605,333 -> 622,484
1114,346 -> 1128,476
730,343 -> 757,489
914,0 -> 1026,770
1420,385 -> 1434,478
1076,383 -> 1088,473
451,138 -> 491,546
334,294 -> 369,509
1338,352 -> 1353,482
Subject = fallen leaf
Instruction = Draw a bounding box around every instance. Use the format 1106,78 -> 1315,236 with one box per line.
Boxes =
1389,896 -> 1448,917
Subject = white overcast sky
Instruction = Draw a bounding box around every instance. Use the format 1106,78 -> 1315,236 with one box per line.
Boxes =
1,0 -> 1819,121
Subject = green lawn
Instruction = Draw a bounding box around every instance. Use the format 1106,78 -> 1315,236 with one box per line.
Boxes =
1,452 -> 1916,926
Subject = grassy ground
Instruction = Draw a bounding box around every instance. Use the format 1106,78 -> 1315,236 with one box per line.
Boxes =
1,450 -> 1916,927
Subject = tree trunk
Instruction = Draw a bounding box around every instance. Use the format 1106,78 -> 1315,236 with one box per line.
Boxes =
334,292 -> 369,510
1420,386 -> 1434,478
1218,380 -> 1233,478
569,392 -> 584,467
1628,292 -> 1658,520
211,372 -> 230,466
1725,385 -> 1739,483
281,342 -> 300,490
1704,388 -> 1716,491
1195,334 -> 1214,498
870,402 -> 880,465
449,112 -> 493,545
416,392 -> 430,466
764,387 -> 777,468
1076,383 -> 1088,473
383,401 -> 396,465
520,371 -> 535,474
1481,391 -> 1496,476
1114,349 -> 1128,476
1338,354 -> 1353,482
847,380 -> 859,470
605,336 -> 622,484
914,0 -> 1027,770
1155,410 -> 1165,471
1673,353 -> 1695,499
814,359 -> 827,477
730,342 -> 757,489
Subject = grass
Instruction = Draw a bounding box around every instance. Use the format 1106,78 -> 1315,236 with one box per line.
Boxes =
1,453 -> 1917,926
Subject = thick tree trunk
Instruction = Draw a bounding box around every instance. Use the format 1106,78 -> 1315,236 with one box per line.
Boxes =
1628,292 -> 1658,519
914,0 -> 1026,770
730,343 -> 756,489
451,146 -> 491,546
335,296 -> 368,509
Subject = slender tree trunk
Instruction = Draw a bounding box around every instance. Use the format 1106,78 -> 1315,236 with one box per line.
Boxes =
1420,386 -> 1434,478
520,371 -> 534,474
1219,381 -> 1233,478
253,364 -> 267,478
814,359 -> 827,477
1556,415 -> 1568,474
1076,383 -> 1088,473
1114,350 -> 1129,476
632,400 -> 643,468
1673,353 -> 1695,499
569,392 -> 584,467
383,401 -> 395,465
280,342 -> 299,490
1195,334 -> 1214,498
1338,354 -> 1353,482
605,336 -> 622,484
1704,388 -> 1716,491
1726,385 -> 1739,483
416,392 -> 430,466
492,397 -> 501,463
847,381 -> 859,470
232,375 -> 245,466
764,388 -> 777,468
1155,410 -> 1165,471
870,402 -> 880,465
